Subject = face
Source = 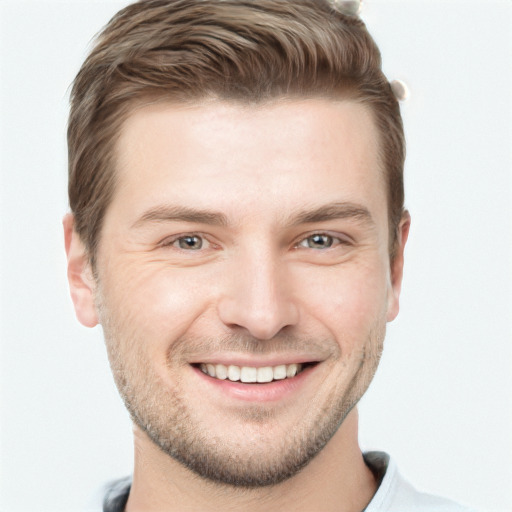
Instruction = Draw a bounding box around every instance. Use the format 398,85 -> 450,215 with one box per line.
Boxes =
67,98 -> 408,487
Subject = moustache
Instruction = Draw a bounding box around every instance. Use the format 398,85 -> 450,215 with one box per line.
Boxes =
167,332 -> 340,361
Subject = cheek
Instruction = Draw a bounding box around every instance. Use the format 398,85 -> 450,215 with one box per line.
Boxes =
297,261 -> 389,346
99,258 -> 215,346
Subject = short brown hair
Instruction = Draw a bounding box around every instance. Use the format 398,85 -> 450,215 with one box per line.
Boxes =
68,0 -> 405,267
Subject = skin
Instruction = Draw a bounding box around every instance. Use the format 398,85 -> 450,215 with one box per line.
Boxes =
65,98 -> 410,512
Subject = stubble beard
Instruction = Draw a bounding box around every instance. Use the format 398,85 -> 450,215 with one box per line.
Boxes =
97,293 -> 385,488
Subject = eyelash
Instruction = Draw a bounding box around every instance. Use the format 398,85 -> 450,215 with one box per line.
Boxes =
294,232 -> 351,250
160,233 -> 210,251
160,232 -> 351,251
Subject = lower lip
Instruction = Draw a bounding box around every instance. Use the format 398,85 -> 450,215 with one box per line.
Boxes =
192,365 -> 316,403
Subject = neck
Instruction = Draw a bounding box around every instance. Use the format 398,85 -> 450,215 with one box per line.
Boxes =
126,408 -> 377,512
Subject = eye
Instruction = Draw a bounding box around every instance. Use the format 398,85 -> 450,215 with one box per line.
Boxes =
298,233 -> 336,249
170,235 -> 204,250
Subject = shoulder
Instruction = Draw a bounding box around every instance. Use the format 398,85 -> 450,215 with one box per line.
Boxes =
364,452 -> 478,512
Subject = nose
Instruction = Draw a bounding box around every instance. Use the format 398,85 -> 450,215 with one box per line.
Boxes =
217,247 -> 300,340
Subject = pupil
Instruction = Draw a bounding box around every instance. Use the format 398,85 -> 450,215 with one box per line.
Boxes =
179,236 -> 202,250
310,234 -> 331,248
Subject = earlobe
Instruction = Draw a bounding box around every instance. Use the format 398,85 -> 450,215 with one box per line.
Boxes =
63,214 -> 99,328
386,211 -> 411,322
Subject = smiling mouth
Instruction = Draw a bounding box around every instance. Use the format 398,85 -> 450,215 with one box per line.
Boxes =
195,362 -> 317,383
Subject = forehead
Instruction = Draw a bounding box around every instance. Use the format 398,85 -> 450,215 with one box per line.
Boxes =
110,98 -> 386,228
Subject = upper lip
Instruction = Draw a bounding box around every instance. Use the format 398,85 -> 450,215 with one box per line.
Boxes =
188,353 -> 323,367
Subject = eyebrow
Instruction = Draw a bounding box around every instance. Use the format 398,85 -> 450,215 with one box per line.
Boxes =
131,201 -> 374,230
286,202 -> 375,228
132,205 -> 229,229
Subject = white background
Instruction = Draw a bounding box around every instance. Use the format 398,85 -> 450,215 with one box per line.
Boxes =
0,1 -> 510,511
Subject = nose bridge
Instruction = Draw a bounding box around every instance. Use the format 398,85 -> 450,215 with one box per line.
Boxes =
217,242 -> 299,340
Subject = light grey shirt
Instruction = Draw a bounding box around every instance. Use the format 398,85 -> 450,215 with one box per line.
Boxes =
96,452 -> 477,511
364,452 -> 477,512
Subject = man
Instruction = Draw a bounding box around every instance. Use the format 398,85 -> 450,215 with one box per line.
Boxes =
64,1 -> 475,510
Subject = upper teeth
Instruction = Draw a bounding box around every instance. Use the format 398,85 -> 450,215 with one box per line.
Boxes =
199,363 -> 303,383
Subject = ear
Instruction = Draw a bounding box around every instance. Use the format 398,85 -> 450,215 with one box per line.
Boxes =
63,213 -> 99,327
386,211 -> 411,322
